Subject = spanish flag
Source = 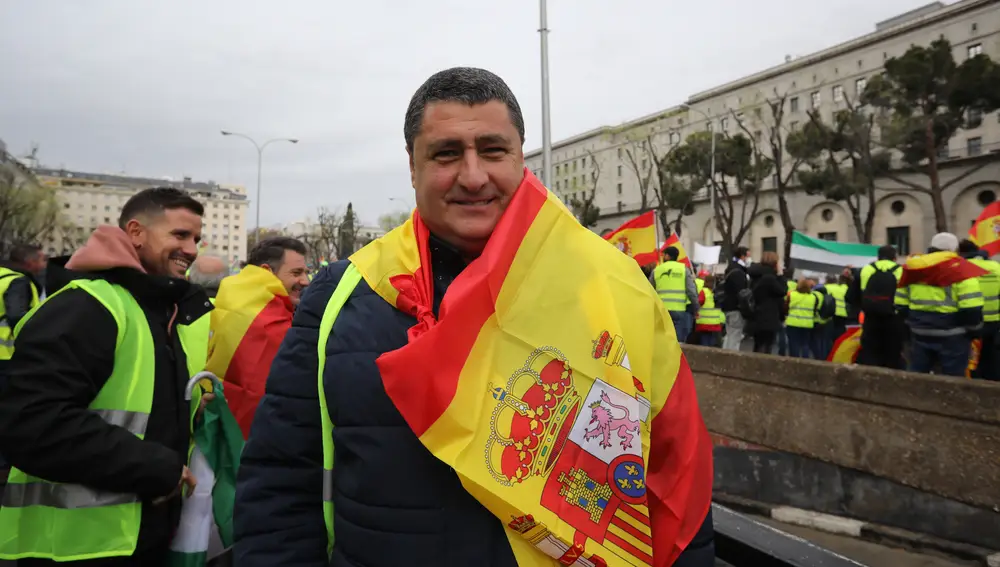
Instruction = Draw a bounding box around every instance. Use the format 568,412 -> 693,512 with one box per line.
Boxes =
969,202 -> 1000,257
660,233 -> 692,268
603,211 -> 658,267
206,266 -> 295,438
350,171 -> 712,567
897,251 -> 988,288
828,327 -> 862,364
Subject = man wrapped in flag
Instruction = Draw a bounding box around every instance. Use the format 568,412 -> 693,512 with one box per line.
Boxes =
234,67 -> 715,567
206,237 -> 309,438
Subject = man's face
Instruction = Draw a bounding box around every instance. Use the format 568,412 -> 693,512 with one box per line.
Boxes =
408,100 -> 524,255
126,208 -> 202,278
264,250 -> 309,305
25,252 -> 47,276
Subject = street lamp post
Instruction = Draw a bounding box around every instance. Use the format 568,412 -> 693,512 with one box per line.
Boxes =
539,0 -> 553,187
680,105 -> 717,248
220,130 -> 298,232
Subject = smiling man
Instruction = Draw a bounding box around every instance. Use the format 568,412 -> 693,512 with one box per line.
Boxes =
234,68 -> 714,567
0,187 -> 213,566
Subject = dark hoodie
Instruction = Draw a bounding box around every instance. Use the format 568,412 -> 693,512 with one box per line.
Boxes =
748,262 -> 787,333
0,226 -> 211,567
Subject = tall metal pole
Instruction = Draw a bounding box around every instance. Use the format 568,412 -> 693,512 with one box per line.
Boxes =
708,129 -> 716,246
539,0 -> 553,186
221,131 -> 298,231
255,147 -> 264,232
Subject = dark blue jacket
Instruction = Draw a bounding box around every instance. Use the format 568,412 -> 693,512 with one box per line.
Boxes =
234,249 -> 715,566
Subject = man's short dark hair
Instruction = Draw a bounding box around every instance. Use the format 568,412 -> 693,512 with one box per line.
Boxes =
404,67 -> 525,152
734,246 -> 750,259
877,245 -> 897,261
8,244 -> 42,265
119,187 -> 205,228
248,237 -> 307,270
664,246 -> 680,261
958,239 -> 979,255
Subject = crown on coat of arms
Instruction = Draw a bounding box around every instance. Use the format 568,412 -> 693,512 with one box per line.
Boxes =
485,346 -> 581,486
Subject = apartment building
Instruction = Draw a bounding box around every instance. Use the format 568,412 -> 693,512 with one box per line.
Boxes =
525,0 -> 1000,260
34,168 -> 250,264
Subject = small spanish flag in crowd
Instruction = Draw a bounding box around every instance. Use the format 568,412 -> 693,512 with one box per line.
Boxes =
602,211 -> 659,266
969,201 -> 1000,257
660,233 -> 692,267
349,170 -> 712,567
828,327 -> 862,364
897,251 -> 988,287
205,266 -> 295,438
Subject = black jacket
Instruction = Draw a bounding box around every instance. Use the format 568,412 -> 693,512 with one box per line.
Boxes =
0,258 -> 211,567
748,263 -> 787,333
234,238 -> 716,566
720,262 -> 749,313
0,265 -> 41,329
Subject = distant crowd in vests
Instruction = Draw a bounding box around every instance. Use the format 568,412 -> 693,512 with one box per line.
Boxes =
646,232 -> 999,381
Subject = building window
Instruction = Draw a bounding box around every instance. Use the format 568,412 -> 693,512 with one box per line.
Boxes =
556,165 -> 561,176
821,208 -> 834,222
832,85 -> 844,103
617,148 -> 622,158
754,130 -> 762,142
617,165 -> 622,177
890,200 -> 906,215
855,77 -> 867,95
721,117 -> 729,132
968,137 -> 983,156
617,201 -> 624,212
641,159 -> 648,170
938,145 -> 951,160
977,189 -> 996,206
669,132 -> 680,144
818,232 -> 837,241
886,226 -> 910,255
104,205 -> 110,212
762,237 -> 778,253
968,44 -> 983,58
790,97 -> 799,112
617,183 -> 623,195
754,108 -> 762,119
968,108 -> 983,127
810,91 -> 821,109
706,121 -> 713,132
63,203 -> 70,209
857,59 -> 863,68
573,162 -> 578,172
581,157 -> 586,167
764,215 -> 774,227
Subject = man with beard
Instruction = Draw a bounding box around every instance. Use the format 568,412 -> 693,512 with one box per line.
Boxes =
0,188 -> 211,566
205,237 -> 307,437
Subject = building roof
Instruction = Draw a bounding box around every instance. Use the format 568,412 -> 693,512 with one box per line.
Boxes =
33,167 -> 247,200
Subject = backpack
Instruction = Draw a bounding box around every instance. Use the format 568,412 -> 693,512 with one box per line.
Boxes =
862,262 -> 899,317
737,287 -> 756,319
818,291 -> 836,319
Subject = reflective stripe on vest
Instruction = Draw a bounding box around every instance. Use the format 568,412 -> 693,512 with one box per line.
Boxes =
787,291 -> 817,329
0,279 -> 155,562
653,261 -> 688,312
0,268 -> 40,360
695,288 -> 724,326
316,264 -> 365,558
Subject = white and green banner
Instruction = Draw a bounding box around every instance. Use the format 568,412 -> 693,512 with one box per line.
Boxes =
789,231 -> 880,275
166,389 -> 244,567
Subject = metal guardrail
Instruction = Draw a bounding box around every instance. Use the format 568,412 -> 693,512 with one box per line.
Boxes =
713,504 -> 869,567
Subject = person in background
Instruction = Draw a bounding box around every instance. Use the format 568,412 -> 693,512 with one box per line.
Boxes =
852,246 -> 904,370
896,233 -> 984,377
206,237 -> 307,438
0,187 -> 210,566
748,252 -> 787,354
694,274 -> 723,346
0,244 -> 47,366
826,271 -> 856,341
187,254 -> 229,298
652,246 -> 698,342
785,278 -> 817,358
958,240 -> 1000,380
721,246 -> 751,351
810,281 -> 834,360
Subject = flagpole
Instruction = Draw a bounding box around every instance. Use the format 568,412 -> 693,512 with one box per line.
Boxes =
539,0 -> 553,187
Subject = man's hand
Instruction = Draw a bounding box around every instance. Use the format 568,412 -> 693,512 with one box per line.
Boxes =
152,465 -> 197,504
196,393 -> 216,422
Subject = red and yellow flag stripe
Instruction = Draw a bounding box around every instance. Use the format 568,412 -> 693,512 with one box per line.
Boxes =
604,211 -> 659,267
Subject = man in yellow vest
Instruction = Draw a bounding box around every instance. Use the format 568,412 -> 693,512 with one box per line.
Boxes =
959,239 -> 1000,380
694,274 -> 724,346
851,246 -> 905,370
785,279 -> 818,358
652,246 -> 699,341
0,187 -> 213,566
824,272 -> 855,343
0,244 -> 47,365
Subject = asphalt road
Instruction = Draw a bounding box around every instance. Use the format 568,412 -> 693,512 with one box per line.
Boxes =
757,518 -> 979,567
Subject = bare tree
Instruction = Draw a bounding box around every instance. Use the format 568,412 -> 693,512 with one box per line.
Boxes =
0,162 -> 64,258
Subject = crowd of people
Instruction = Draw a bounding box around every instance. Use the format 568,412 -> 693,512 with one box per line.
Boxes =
648,235 -> 999,381
0,68 -> 718,567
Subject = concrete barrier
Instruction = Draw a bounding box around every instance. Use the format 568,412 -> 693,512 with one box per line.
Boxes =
685,345 -> 1000,513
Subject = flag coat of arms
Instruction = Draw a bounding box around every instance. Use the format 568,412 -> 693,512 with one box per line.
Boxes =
603,211 -> 658,267
347,171 -> 713,566
969,201 -> 1000,258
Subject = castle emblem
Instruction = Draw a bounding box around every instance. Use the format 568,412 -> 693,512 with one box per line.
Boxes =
613,236 -> 632,257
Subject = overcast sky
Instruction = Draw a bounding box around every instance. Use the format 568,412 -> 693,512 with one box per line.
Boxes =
2,0 -> 933,227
